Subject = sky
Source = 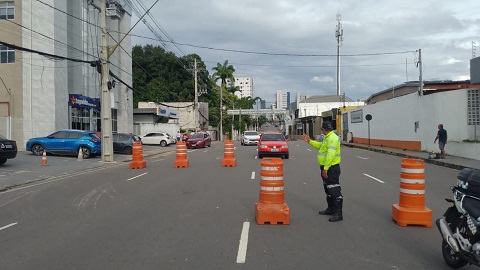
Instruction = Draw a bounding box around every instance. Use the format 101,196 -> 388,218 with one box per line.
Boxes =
128,0 -> 480,103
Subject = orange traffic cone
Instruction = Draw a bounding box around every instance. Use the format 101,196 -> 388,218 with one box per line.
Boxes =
130,141 -> 147,169
174,141 -> 189,168
392,158 -> 432,227
221,140 -> 236,167
255,157 -> 290,225
41,150 -> 48,166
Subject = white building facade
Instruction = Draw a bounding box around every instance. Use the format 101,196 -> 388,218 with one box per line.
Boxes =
233,76 -> 253,98
276,90 -> 290,110
0,0 -> 133,148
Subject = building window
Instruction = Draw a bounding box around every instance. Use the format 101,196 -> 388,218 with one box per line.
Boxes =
468,89 -> 480,125
0,45 -> 15,63
0,1 -> 14,20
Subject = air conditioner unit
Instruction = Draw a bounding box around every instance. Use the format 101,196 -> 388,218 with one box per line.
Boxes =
106,3 -> 121,19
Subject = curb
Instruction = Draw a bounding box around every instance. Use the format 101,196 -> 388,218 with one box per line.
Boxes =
342,144 -> 468,171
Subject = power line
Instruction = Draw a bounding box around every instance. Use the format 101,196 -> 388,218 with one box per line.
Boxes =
127,32 -> 416,57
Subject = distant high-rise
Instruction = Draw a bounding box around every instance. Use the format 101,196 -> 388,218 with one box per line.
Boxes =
276,90 -> 290,109
260,99 -> 266,109
233,77 -> 253,98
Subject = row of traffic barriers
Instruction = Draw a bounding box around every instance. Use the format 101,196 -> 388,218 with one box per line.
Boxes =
128,141 -> 432,227
131,140 -> 237,169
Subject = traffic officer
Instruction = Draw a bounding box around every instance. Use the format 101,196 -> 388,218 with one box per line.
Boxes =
302,121 -> 343,222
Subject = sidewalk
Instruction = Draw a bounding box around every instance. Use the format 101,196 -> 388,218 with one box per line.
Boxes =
342,143 -> 480,171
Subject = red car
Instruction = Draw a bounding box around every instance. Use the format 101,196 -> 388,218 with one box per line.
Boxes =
257,132 -> 289,159
186,132 -> 212,149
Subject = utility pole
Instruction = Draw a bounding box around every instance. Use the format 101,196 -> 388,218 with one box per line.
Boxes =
100,0 -> 114,162
417,49 -> 423,96
335,13 -> 343,96
194,58 -> 198,131
220,84 -> 223,141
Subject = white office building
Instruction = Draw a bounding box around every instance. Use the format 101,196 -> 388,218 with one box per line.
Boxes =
233,77 -> 253,98
276,90 -> 290,110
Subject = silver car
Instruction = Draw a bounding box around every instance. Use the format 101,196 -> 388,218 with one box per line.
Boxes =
241,131 -> 260,145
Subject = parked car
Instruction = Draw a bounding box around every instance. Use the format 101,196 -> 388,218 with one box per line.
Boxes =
241,130 -> 260,146
140,132 -> 175,146
113,133 -> 141,155
0,134 -> 17,165
186,132 -> 211,149
26,129 -> 101,158
257,132 -> 289,159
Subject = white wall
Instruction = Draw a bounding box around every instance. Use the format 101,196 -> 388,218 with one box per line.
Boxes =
346,90 -> 480,159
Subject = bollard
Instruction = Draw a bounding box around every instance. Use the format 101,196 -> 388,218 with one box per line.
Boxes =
392,158 -> 432,227
255,157 -> 290,225
129,141 -> 147,169
221,140 -> 236,167
174,141 -> 189,168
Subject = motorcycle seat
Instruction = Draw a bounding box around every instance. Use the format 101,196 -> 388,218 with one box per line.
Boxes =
463,196 -> 480,220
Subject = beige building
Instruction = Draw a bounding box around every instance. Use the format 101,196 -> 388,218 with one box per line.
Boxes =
0,0 -> 133,149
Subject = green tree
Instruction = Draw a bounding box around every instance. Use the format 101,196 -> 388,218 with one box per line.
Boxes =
212,60 -> 235,140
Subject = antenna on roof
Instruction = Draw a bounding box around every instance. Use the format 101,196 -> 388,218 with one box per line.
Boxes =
335,13 -> 343,96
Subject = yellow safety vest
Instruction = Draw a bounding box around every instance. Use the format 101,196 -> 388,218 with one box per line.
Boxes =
309,131 -> 341,170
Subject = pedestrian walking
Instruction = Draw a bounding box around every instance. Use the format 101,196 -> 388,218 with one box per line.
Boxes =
302,122 -> 343,222
434,124 -> 447,159
176,131 -> 181,142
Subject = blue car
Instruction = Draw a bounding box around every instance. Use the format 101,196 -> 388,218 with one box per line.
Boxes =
26,129 -> 101,159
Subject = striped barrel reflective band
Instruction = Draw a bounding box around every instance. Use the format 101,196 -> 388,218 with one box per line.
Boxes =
260,176 -> 283,181
133,146 -> 141,149
400,178 -> 425,184
401,168 -> 424,174
261,166 -> 279,171
400,188 -> 425,194
177,153 -> 187,155
260,186 -> 284,191
224,152 -> 234,154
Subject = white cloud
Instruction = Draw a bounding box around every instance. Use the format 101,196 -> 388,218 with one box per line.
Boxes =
441,57 -> 462,65
311,76 -> 334,83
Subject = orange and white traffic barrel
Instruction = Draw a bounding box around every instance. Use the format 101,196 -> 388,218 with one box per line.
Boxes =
221,140 -> 236,167
129,141 -> 147,169
174,141 -> 189,168
255,157 -> 290,225
392,158 -> 432,227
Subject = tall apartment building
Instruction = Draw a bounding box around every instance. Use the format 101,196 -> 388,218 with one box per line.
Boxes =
0,0 -> 132,147
233,76 -> 253,98
276,90 -> 290,110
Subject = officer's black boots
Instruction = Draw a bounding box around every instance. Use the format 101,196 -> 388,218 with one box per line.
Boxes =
328,198 -> 343,222
319,197 -> 335,215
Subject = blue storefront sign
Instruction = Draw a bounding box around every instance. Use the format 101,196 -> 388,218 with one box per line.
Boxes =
69,94 -> 100,109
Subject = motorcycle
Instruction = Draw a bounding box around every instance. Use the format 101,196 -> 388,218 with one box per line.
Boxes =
437,168 -> 480,268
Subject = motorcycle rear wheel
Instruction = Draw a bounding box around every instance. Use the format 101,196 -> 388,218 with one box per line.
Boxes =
442,240 -> 468,268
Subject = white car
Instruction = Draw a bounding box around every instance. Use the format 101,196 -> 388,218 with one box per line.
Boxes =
241,131 -> 260,145
140,132 -> 175,146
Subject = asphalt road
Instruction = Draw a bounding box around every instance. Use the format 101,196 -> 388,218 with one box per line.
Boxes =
0,141 -> 476,269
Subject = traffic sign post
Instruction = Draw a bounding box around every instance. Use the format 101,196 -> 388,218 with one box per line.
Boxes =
365,114 -> 372,147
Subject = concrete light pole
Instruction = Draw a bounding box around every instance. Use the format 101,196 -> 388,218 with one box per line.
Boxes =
100,0 -> 114,162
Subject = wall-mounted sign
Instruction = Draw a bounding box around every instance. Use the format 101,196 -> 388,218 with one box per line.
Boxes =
68,94 -> 100,109
351,109 -> 363,123
156,106 -> 180,119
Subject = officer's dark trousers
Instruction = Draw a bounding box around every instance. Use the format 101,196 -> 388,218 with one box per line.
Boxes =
320,164 -> 342,200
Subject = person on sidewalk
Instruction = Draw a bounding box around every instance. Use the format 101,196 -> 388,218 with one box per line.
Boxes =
434,124 -> 447,159
302,122 -> 343,222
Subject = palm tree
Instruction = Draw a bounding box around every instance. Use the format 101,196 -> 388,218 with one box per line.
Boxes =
212,60 -> 235,141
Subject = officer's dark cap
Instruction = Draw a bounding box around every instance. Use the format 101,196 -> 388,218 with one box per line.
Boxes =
322,122 -> 333,130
